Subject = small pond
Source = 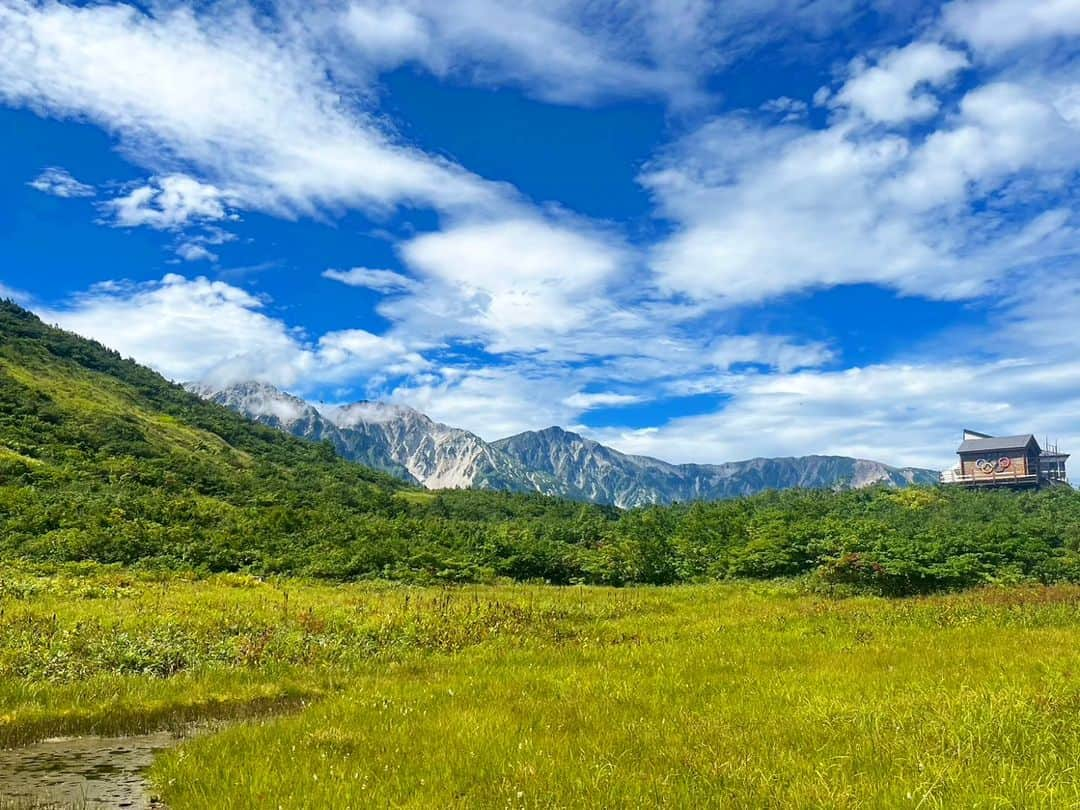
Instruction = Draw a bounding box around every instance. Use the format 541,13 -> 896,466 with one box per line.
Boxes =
0,731 -> 184,808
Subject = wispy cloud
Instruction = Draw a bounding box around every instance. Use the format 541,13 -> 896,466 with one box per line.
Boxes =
335,0 -> 891,107
174,243 -> 217,262
831,41 -> 968,124
646,56 -> 1079,305
28,166 -> 95,198
386,217 -> 629,354
942,0 -> 1080,53
0,281 -> 31,304
323,267 -> 418,293
0,1 -> 503,219
174,226 -> 236,263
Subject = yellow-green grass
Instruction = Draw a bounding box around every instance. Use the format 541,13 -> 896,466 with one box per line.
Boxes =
393,490 -> 439,505
0,357 -> 248,466
0,447 -> 40,466
0,565 -> 619,747
4,566 -> 1080,807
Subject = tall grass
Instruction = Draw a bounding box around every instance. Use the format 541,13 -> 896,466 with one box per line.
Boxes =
0,564 -> 623,747
4,566 -> 1080,807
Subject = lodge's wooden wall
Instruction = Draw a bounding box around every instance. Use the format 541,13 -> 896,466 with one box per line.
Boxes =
960,450 -> 1036,479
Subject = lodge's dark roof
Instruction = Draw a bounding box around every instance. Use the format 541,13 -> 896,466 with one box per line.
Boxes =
957,434 -> 1039,454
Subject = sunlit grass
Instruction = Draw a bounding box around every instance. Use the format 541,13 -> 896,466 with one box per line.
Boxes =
4,566 -> 1080,807
394,490 -> 439,505
0,357 -> 246,464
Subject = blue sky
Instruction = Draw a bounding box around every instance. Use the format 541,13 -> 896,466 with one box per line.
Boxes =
1,0 -> 1078,469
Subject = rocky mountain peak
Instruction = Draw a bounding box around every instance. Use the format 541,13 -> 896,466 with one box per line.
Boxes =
195,381 -> 940,506
186,380 -> 312,427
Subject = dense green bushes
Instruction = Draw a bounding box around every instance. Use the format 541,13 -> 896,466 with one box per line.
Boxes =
6,449 -> 1080,593
3,298 -> 1080,594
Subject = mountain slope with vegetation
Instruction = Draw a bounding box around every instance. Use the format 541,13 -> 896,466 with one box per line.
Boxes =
4,300 -> 1080,594
0,300 -> 621,581
0,299 -> 419,572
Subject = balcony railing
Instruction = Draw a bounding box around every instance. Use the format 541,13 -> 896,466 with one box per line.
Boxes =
940,470 -> 1040,486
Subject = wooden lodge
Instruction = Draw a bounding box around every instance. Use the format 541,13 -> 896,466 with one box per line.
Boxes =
941,429 -> 1070,488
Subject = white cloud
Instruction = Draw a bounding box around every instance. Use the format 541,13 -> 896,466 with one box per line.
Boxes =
833,41 -> 968,124
646,74 -> 1080,305
385,216 -> 628,354
342,4 -> 431,64
389,365 -> 581,438
174,226 -> 236,263
0,281 -> 31,304
432,0 -> 940,105
760,96 -> 808,121
107,174 -> 232,230
563,392 -> 644,410
27,166 -> 95,198
318,400 -> 419,427
889,82 -> 1080,211
37,274 -> 428,391
334,0 -> 922,107
0,1 -> 502,220
343,0 -> 697,106
646,119 -> 944,303
316,328 -> 428,379
590,352 -> 1080,469
403,218 -> 620,291
322,267 -> 418,292
175,243 -> 217,262
380,326 -> 837,438
943,0 -> 1080,53
709,335 -> 834,374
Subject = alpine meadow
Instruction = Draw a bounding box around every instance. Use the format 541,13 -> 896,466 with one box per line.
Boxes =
3,301 -> 1080,807
4,0 -> 1080,806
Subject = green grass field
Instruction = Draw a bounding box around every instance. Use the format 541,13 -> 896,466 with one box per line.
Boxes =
3,566 -> 1080,808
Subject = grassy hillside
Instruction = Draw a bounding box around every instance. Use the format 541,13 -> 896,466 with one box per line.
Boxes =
3,299 -> 1080,593
0,299 -> 408,569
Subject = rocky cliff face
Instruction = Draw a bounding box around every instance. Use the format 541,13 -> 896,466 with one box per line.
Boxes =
190,382 -> 540,490
318,400 -> 546,491
492,426 -> 938,507
192,382 -> 939,506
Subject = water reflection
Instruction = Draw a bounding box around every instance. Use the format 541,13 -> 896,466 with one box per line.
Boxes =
0,731 -> 180,808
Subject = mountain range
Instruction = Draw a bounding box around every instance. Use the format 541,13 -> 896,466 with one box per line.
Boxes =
191,381 -> 939,507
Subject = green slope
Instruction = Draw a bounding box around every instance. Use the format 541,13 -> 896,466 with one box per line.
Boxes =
0,299 -> 419,570
0,300 -> 617,580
